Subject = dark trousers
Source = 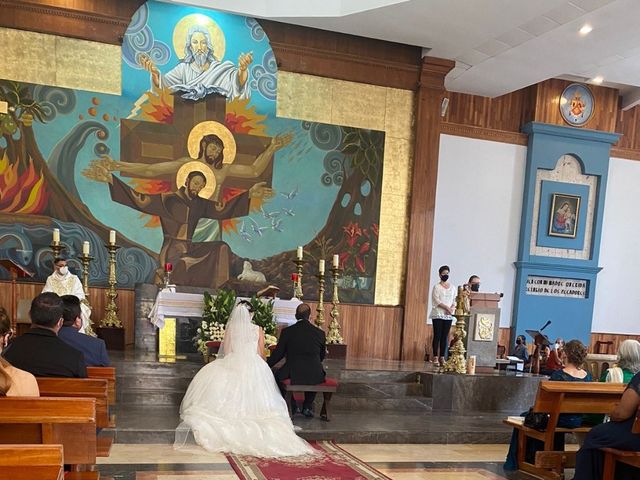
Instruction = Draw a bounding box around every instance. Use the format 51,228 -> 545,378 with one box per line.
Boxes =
432,318 -> 452,358
273,366 -> 317,410
574,417 -> 640,480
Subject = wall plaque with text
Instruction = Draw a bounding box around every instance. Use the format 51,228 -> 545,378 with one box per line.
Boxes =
525,276 -> 587,298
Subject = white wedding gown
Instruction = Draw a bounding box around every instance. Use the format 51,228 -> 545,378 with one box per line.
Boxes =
175,305 -> 315,457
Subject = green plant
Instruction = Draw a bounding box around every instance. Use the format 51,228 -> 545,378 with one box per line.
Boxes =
247,295 -> 276,336
202,289 -> 236,326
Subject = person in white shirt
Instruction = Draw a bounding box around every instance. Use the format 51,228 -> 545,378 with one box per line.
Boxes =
429,265 -> 456,367
42,257 -> 90,334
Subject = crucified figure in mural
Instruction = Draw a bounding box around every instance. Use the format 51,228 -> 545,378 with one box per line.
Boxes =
84,129 -> 291,202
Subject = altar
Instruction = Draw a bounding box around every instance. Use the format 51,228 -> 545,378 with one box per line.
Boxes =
135,284 -> 302,359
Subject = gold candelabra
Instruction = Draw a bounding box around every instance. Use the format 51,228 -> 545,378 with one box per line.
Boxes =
327,266 -> 343,344
50,242 -> 64,259
77,253 -> 96,336
101,244 -> 122,328
315,270 -> 326,327
292,258 -> 304,299
443,285 -> 470,374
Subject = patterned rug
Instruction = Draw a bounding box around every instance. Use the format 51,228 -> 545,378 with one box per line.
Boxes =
226,441 -> 392,480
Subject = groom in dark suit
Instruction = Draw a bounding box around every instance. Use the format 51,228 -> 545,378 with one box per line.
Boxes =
268,303 -> 326,417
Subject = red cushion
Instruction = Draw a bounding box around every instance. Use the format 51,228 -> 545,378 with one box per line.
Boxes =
283,377 -> 338,387
205,341 -> 222,348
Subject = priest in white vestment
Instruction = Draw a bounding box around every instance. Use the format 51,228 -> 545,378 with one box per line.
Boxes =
140,25 -> 252,101
42,257 -> 91,334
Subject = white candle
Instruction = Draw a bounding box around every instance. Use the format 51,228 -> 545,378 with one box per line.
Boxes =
82,241 -> 90,255
109,230 -> 116,245
332,254 -> 339,268
296,246 -> 303,259
319,259 -> 325,274
52,228 -> 60,244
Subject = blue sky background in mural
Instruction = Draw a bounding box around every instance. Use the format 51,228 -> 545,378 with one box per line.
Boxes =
31,0 -> 341,260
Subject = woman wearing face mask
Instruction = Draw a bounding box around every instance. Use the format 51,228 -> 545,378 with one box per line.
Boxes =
513,335 -> 529,363
429,265 -> 456,367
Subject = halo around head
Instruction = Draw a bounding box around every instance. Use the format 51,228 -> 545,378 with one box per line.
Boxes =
173,14 -> 226,61
176,161 -> 217,199
187,121 -> 237,164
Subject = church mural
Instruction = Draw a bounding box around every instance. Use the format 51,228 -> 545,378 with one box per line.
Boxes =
0,0 -> 385,303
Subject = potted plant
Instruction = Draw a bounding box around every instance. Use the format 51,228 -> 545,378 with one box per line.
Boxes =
196,289 -> 236,360
247,295 -> 278,350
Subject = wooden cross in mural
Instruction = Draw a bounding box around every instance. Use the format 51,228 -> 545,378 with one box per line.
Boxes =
120,94 -> 272,193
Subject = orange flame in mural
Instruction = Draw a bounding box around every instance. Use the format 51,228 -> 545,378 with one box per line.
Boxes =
0,154 -> 50,214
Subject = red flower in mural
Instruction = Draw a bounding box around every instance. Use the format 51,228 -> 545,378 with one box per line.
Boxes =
343,222 -> 363,247
371,223 -> 379,237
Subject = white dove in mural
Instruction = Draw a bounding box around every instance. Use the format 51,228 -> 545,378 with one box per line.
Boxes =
280,185 -> 299,200
248,217 -> 269,237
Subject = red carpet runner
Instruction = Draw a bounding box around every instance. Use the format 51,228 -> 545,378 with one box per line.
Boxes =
226,441 -> 391,480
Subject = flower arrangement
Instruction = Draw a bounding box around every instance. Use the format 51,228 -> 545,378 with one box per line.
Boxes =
196,290 -> 279,355
195,320 -> 225,355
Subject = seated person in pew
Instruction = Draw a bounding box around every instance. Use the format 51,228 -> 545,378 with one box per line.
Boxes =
2,293 -> 87,378
573,370 -> 640,480
0,307 -> 14,352
581,339 -> 640,431
59,295 -> 110,367
0,356 -> 38,396
504,339 -> 592,471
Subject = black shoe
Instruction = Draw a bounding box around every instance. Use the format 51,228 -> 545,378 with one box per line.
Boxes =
302,408 -> 314,418
291,406 -> 301,415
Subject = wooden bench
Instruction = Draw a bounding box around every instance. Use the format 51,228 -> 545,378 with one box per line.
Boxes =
503,381 -> 626,479
601,406 -> 640,480
87,366 -> 116,405
0,444 -> 64,480
36,377 -> 114,457
0,397 -> 97,468
283,378 -> 338,421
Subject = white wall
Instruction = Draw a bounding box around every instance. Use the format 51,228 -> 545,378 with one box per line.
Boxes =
592,157 -> 640,334
431,135 -> 526,327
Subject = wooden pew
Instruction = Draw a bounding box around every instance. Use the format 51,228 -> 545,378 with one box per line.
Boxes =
0,397 -> 97,467
87,366 -> 116,405
35,378 -> 113,457
0,444 -> 64,480
601,406 -> 640,480
503,381 -> 626,479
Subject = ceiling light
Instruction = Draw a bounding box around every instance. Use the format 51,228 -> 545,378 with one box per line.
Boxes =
579,24 -> 593,36
591,76 -> 604,84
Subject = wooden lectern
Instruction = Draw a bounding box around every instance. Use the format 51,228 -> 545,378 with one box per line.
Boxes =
465,292 -> 502,367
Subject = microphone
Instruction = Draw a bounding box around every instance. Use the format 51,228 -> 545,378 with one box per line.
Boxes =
540,320 -> 551,331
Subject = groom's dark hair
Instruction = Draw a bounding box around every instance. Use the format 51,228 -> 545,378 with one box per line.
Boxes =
295,303 -> 311,322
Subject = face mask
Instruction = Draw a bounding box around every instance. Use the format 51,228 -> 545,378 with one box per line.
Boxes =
516,339 -> 522,345
470,283 -> 480,292
57,266 -> 68,275
440,274 -> 449,282
555,343 -> 560,350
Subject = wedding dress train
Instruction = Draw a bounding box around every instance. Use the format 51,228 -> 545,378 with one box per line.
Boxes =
175,304 -> 314,457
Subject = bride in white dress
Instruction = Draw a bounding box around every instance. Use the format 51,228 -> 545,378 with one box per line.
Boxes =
175,303 -> 315,457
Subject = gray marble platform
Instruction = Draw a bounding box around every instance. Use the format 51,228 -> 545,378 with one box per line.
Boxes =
108,352 -> 541,444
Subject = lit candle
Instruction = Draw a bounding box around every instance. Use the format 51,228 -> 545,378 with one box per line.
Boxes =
319,259 -> 325,274
82,241 -> 90,255
109,230 -> 116,245
296,246 -> 303,259
165,262 -> 173,273
332,254 -> 339,268
52,228 -> 60,244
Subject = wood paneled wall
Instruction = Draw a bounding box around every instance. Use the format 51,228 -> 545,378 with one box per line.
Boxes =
306,302 -> 403,360
0,0 -> 145,44
0,281 -> 135,345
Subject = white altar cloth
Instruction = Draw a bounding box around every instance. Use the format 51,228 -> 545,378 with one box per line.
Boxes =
148,290 -> 302,329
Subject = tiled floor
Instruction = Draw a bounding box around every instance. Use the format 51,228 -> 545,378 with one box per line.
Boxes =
97,444 -> 539,479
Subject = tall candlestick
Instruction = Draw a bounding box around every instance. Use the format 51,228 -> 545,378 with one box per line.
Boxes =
101,243 -> 122,328
315,269 -> 326,327
327,265 -> 344,344
77,251 -> 95,337
296,246 -> 303,259
332,254 -> 339,268
82,241 -> 90,255
52,228 -> 60,245
109,230 -> 116,245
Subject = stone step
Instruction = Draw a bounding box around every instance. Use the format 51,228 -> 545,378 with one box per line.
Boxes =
329,396 -> 432,411
107,405 -> 511,445
117,374 -> 192,391
336,382 -> 424,398
334,369 -> 419,383
118,388 -> 185,406
111,361 -> 202,378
